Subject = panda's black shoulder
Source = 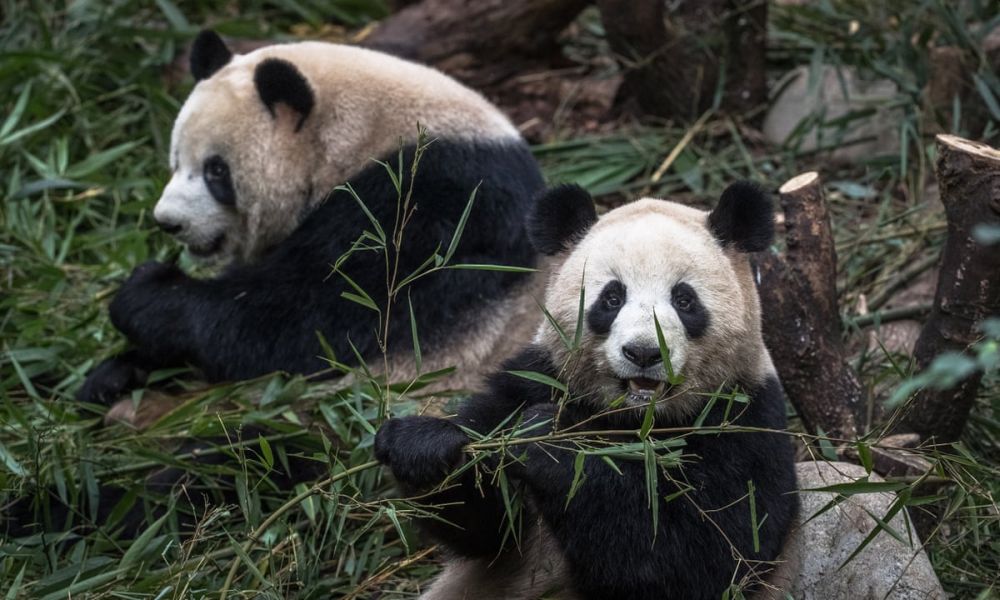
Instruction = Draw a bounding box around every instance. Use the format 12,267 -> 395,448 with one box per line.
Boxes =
489,345 -> 559,396
455,345 -> 559,431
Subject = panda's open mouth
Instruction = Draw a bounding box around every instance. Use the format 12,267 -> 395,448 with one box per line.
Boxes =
622,377 -> 669,403
188,234 -> 226,257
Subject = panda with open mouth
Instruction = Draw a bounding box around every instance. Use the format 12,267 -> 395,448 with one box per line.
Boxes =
76,31 -> 548,426
375,182 -> 799,600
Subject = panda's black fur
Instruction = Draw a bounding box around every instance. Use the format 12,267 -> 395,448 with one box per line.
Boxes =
79,139 -> 541,400
375,184 -> 798,600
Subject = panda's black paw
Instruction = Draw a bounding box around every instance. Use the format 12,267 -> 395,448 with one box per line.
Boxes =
76,354 -> 149,405
375,416 -> 469,490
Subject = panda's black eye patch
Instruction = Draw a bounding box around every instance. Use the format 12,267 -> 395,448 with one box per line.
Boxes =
671,282 -> 709,339
587,280 -> 626,335
203,155 -> 236,206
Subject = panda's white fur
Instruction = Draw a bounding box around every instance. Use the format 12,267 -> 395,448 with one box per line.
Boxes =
536,198 -> 773,422
156,41 -> 519,263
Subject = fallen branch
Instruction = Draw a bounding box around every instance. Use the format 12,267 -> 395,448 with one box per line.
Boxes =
361,0 -> 589,89
847,304 -> 933,330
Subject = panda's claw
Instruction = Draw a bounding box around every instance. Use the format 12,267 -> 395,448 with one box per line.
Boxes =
76,354 -> 148,406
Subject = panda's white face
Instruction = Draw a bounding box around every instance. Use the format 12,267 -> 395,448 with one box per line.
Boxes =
151,40 -> 520,265
154,134 -> 239,259
153,55 -> 325,264
538,199 -> 767,419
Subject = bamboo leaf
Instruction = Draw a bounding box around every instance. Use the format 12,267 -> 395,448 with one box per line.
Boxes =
508,370 -> 567,393
408,293 -> 422,373
566,452 -> 588,509
120,511 -> 169,569
748,480 -> 760,553
653,312 -> 685,386
443,183 -> 480,264
804,479 -> 908,495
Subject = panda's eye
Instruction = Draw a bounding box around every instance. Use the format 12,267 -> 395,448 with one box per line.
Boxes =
204,156 -> 229,180
673,294 -> 693,311
203,155 -> 236,206
604,292 -> 622,309
670,282 -> 708,338
600,281 -> 626,310
587,280 -> 626,335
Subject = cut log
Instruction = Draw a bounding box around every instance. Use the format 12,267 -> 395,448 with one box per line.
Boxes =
755,172 -> 866,441
361,0 -> 590,89
896,135 -> 1000,442
595,0 -> 768,121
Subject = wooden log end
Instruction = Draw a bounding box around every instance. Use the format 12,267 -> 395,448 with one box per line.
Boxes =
936,134 -> 1000,163
779,171 -> 820,194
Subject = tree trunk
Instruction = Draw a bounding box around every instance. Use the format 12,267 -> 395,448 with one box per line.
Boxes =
362,0 -> 590,89
897,135 -> 1000,442
755,172 -> 866,441
595,0 -> 767,121
922,27 -> 1000,138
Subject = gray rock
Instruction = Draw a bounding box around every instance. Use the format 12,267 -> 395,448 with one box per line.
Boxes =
774,461 -> 946,600
762,65 -> 901,163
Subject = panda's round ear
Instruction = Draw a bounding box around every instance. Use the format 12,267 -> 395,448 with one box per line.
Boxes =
527,184 -> 598,255
707,181 -> 774,253
254,58 -> 315,132
190,30 -> 233,82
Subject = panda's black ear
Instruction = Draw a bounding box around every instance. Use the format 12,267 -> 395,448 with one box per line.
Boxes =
707,181 -> 774,253
190,30 -> 232,82
254,58 -> 315,132
527,184 -> 598,255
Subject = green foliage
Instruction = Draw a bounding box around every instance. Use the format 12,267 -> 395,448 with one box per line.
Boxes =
887,320 -> 999,408
2,0 -> 999,598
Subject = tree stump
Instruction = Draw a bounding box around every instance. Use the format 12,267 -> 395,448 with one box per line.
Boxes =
595,0 -> 767,121
897,135 -> 1000,442
756,172 -> 866,441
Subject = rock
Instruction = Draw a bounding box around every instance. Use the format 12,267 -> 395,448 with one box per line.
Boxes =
762,65 -> 901,163
779,461 -> 946,600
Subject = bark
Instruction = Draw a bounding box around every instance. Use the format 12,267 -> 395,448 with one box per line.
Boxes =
362,0 -> 590,88
897,135 -> 1000,442
595,0 -> 767,121
755,172 -> 866,441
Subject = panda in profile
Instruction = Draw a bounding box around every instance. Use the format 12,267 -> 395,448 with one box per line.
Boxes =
78,31 -> 546,423
375,183 -> 799,600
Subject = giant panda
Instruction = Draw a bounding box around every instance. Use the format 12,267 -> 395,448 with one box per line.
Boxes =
77,31 -> 547,426
375,183 -> 799,600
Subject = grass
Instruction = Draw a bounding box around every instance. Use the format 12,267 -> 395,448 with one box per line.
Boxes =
1,0 -> 999,598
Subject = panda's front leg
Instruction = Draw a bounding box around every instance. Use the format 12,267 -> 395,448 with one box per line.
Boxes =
108,260 -> 195,363
518,404 -> 577,493
376,415 -> 517,557
77,261 -> 195,404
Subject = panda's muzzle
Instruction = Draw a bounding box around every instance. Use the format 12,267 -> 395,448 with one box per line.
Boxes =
188,233 -> 227,257
154,216 -> 184,235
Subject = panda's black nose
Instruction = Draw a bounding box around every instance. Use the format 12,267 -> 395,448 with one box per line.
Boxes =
622,344 -> 662,368
155,218 -> 183,235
